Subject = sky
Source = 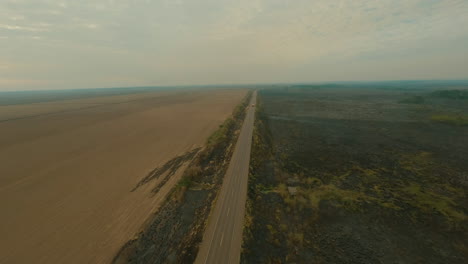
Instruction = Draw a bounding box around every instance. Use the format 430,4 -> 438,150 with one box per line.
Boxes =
1,0 -> 468,91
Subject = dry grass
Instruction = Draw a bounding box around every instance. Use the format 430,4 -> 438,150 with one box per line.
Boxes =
431,114 -> 468,126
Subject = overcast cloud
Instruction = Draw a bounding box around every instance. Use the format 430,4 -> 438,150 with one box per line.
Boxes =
1,0 -> 467,90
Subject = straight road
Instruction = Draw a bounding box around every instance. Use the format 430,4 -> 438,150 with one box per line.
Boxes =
195,91 -> 257,264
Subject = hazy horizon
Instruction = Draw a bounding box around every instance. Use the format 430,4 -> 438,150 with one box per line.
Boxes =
2,79 -> 468,92
1,0 -> 468,91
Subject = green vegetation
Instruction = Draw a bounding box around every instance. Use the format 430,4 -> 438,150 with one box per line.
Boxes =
269,156 -> 466,224
401,183 -> 465,222
399,95 -> 425,104
207,91 -> 252,147
175,90 -> 252,193
431,89 -> 468,100
431,114 -> 468,126
206,118 -> 235,146
275,181 -> 375,211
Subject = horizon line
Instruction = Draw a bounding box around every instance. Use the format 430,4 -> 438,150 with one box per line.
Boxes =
1,78 -> 468,93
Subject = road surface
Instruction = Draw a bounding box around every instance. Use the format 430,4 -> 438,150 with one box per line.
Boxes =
195,91 -> 257,264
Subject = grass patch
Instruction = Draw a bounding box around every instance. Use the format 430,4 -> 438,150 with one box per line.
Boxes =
399,151 -> 433,174
430,114 -> 468,126
306,184 -> 375,210
399,95 -> 425,104
400,183 -> 466,222
274,181 -> 375,211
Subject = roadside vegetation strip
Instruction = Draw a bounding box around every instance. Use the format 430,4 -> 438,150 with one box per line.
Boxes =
112,90 -> 253,264
175,90 -> 253,192
131,148 -> 201,192
241,93 -> 275,260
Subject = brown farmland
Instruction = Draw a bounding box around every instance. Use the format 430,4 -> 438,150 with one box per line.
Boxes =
0,88 -> 246,263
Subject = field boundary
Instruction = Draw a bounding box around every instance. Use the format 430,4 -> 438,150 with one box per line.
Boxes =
112,90 -> 253,264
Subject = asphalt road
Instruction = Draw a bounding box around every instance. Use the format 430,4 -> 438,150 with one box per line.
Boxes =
195,91 -> 257,264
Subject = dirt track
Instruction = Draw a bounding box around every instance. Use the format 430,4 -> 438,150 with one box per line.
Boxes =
0,88 -> 246,264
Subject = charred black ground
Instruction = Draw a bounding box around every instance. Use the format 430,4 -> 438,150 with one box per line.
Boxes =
242,84 -> 468,264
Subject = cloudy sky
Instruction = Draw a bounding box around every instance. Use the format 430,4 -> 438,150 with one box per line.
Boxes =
1,0 -> 468,91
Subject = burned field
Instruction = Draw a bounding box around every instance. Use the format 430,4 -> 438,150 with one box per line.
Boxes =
242,85 -> 468,263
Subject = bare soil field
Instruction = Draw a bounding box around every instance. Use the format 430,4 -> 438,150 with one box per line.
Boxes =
0,88 -> 246,264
